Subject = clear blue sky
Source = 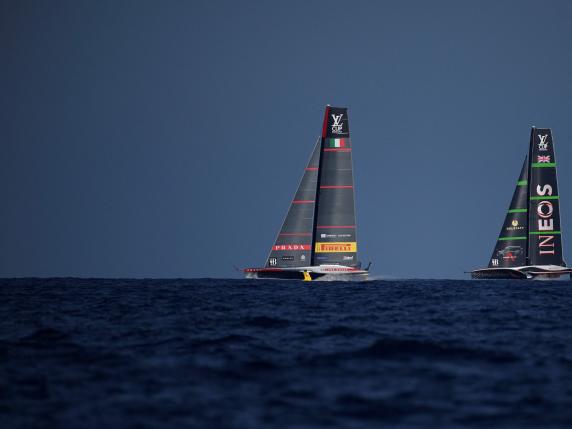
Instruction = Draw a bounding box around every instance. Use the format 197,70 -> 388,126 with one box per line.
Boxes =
2,1 -> 572,278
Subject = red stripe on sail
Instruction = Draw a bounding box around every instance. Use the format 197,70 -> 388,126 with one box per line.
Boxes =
305,167 -> 318,171
320,185 -> 353,189
324,148 -> 351,152
317,225 -> 356,229
292,200 -> 315,204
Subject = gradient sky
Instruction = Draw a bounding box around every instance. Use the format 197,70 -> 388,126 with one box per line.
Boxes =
2,1 -> 572,278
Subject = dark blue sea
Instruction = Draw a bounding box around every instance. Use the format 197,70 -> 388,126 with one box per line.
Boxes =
1,279 -> 572,428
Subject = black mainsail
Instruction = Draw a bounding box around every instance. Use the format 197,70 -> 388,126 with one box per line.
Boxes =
527,128 -> 564,266
488,157 -> 528,268
266,139 -> 320,268
311,106 -> 359,267
472,127 -> 570,279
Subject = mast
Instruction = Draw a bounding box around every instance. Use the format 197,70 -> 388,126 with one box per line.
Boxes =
265,139 -> 321,268
311,106 -> 359,267
488,157 -> 529,268
527,128 -> 564,266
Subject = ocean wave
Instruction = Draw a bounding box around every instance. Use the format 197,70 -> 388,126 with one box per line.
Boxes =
242,316 -> 290,329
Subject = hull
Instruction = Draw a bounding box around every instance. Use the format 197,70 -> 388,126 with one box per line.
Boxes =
244,265 -> 369,281
471,265 -> 572,280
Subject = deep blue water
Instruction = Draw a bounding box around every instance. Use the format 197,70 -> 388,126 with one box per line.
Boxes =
1,278 -> 572,428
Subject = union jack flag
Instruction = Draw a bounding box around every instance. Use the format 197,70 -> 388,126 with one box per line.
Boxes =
538,155 -> 551,163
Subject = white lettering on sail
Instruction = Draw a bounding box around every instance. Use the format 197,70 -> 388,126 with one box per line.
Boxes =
535,184 -> 556,257
536,184 -> 553,196
331,114 -> 344,134
538,134 -> 549,151
537,201 -> 554,219
538,235 -> 555,255
272,244 -> 310,251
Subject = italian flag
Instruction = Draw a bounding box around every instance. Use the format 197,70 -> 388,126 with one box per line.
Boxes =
329,138 -> 346,148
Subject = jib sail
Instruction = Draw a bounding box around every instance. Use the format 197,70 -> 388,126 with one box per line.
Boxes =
488,157 -> 529,268
311,106 -> 359,267
265,139 -> 321,268
527,128 -> 564,266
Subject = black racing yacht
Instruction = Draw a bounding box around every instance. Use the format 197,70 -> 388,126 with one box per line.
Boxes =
472,128 -> 572,279
244,106 -> 369,281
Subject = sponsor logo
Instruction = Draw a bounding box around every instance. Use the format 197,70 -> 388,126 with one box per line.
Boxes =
506,219 -> 524,232
535,184 -> 556,255
343,256 -> 354,261
538,134 -> 549,151
315,242 -> 357,253
269,257 -> 277,266
281,256 -> 294,261
300,254 -> 306,261
537,155 -> 551,163
498,245 -> 523,261
491,258 -> 499,267
331,113 -> 344,134
272,244 -> 310,251
320,233 -> 352,239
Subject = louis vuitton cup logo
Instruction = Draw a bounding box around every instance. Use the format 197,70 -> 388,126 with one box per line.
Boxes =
538,134 -> 549,151
331,113 -> 344,134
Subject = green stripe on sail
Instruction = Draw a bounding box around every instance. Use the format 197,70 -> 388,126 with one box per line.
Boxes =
508,208 -> 527,213
530,195 -> 559,200
531,163 -> 556,168
517,180 -> 528,186
498,236 -> 527,241
529,231 -> 561,235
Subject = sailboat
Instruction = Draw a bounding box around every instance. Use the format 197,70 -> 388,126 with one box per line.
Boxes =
244,106 -> 369,281
471,127 -> 572,279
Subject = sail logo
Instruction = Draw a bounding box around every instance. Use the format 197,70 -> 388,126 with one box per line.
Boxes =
535,184 -> 556,255
506,219 -> 524,231
491,259 -> 499,266
269,257 -> 277,266
538,134 -> 549,151
537,155 -> 551,163
315,242 -> 357,253
331,114 -> 344,134
321,233 -> 352,239
273,244 -> 311,251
